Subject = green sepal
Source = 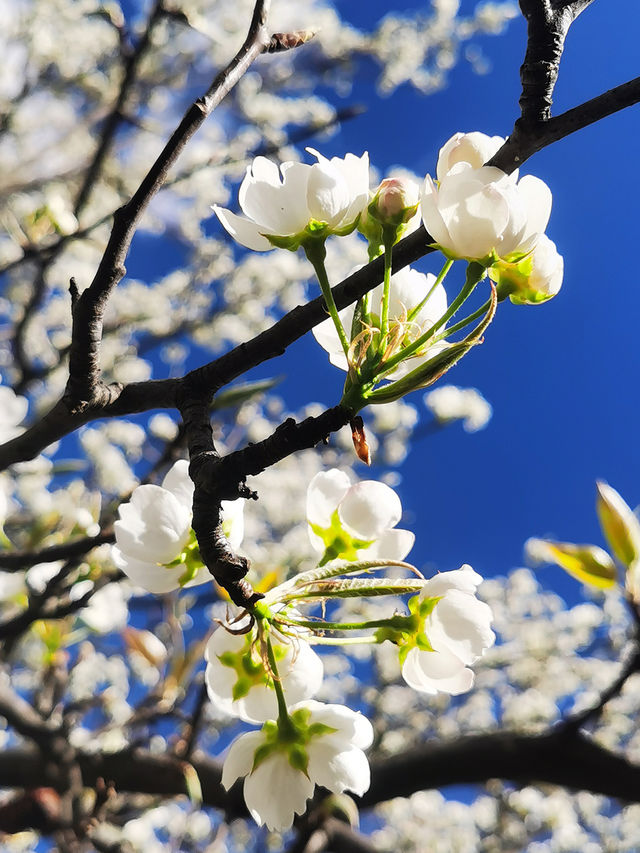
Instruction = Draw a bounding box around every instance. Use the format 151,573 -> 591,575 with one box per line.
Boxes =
310,509 -> 376,565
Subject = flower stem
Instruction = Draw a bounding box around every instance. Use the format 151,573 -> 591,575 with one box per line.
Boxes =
264,629 -> 294,733
381,261 -> 486,373
406,259 -> 453,322
276,615 -> 404,632
378,227 -> 394,348
304,240 -> 350,359
433,297 -> 492,340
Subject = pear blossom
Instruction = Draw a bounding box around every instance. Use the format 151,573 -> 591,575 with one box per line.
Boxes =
205,625 -> 323,723
307,469 -> 414,563
400,565 -> 495,695
424,385 -> 492,432
313,266 -> 448,380
213,149 -> 369,251
112,460 -> 244,594
221,700 -> 373,831
436,131 -> 507,181
490,234 -> 563,305
421,163 -> 552,264
71,581 -> 129,634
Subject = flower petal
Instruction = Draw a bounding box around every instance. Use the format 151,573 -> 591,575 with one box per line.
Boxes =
306,469 -> 352,528
212,205 -> 274,251
338,480 -> 402,540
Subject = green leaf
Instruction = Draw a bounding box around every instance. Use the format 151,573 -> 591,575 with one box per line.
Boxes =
212,377 -> 282,411
527,537 -> 617,589
596,481 -> 640,568
290,577 -> 426,600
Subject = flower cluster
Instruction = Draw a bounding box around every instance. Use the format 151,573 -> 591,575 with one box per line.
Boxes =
203,469 -> 494,830
214,134 -> 561,430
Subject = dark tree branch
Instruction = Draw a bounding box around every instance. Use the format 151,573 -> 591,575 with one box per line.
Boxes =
63,0 -> 272,413
490,75 -> 640,173
0,229 -> 434,469
517,0 -> 595,124
2,728 -> 640,821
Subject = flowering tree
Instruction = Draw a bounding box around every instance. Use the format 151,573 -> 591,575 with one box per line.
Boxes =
2,0 -> 640,850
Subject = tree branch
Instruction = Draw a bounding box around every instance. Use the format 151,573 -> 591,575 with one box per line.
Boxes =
2,728 -> 640,818
63,0 -> 272,413
517,0 -> 595,124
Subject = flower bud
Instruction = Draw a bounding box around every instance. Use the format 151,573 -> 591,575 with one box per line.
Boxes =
490,234 -> 563,305
370,178 -> 419,225
359,177 -> 419,255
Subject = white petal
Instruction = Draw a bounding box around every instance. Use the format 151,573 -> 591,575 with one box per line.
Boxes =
221,731 -> 265,790
401,646 -> 474,695
245,755 -> 313,830
429,590 -> 496,664
112,549 -> 204,594
295,700 -> 374,749
312,308 -> 354,368
161,460 -> 194,508
437,132 -> 506,182
212,205 -> 274,251
421,565 -> 483,597
306,161 -> 350,225
114,486 -> 191,564
221,498 -> 244,550
306,469 -> 352,528
363,528 -> 415,561
307,741 -> 370,795
441,169 -> 510,259
420,176 -> 452,249
338,480 -> 402,540
516,175 -> 552,249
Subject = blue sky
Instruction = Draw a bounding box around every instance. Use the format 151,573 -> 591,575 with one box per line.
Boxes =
236,0 -> 640,600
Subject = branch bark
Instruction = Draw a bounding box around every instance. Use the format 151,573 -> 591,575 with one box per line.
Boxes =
1,728 -> 640,819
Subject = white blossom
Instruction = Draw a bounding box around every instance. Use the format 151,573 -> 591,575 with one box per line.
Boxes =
204,625 -> 323,723
421,161 -> 552,264
401,565 -> 495,695
213,149 -> 369,251
313,266 -> 448,380
221,700 -> 373,830
112,460 -> 244,594
307,469 -> 414,562
424,385 -> 492,432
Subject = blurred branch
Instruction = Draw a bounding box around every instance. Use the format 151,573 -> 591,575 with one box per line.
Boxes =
2,727 -> 640,821
73,0 -> 167,219
0,530 -> 114,571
